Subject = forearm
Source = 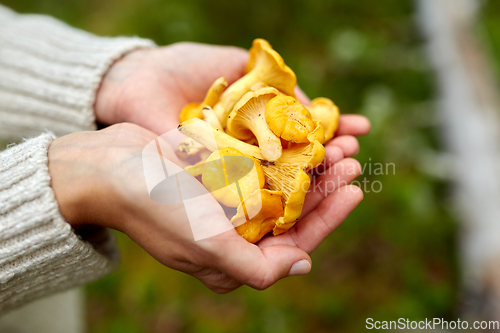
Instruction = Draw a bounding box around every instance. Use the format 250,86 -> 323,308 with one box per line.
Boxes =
0,133 -> 118,313
0,4 -> 156,139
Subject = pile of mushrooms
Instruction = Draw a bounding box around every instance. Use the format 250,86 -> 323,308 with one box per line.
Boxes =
177,38 -> 340,243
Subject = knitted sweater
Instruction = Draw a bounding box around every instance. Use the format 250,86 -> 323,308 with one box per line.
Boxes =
0,5 -> 156,313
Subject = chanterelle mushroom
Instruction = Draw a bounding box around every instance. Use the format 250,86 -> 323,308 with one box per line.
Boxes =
307,120 -> 326,144
308,97 -> 340,143
231,189 -> 284,243
202,106 -> 223,132
180,77 -> 228,123
185,159 -> 205,177
213,39 -> 297,128
202,147 -> 265,207
265,95 -> 315,143
177,106 -> 223,159
227,87 -> 282,161
178,118 -> 325,234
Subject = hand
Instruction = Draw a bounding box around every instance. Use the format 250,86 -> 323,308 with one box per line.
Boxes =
94,42 -> 370,159
90,41 -> 371,291
48,121 -> 368,293
94,42 -> 249,135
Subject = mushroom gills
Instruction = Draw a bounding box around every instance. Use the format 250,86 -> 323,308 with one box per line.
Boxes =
227,87 -> 283,161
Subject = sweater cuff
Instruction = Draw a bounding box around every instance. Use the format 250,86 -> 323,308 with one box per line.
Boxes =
0,5 -> 156,139
0,133 -> 117,313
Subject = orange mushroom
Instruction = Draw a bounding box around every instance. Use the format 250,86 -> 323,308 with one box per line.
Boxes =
308,97 -> 340,143
231,189 -> 284,243
180,77 -> 228,123
212,39 -> 297,128
227,87 -> 282,161
265,95 -> 315,143
202,147 -> 265,207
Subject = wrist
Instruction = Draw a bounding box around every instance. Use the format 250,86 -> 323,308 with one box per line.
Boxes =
48,136 -> 88,227
48,133 -> 115,229
94,48 -> 153,125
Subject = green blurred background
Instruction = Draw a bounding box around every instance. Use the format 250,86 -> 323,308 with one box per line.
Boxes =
5,0 -> 500,332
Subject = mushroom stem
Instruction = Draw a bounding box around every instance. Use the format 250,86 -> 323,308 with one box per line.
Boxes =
178,118 -> 261,156
226,88 -> 283,161
245,116 -> 282,161
202,106 -> 223,132
212,75 -> 258,128
179,118 -> 325,234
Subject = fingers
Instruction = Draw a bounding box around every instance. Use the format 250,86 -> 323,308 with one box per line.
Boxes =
302,158 -> 362,217
195,157 -> 364,291
312,145 -> 344,175
292,185 -> 363,253
258,185 -> 363,254
336,115 -> 371,137
314,136 -> 359,176
324,145 -> 345,165
292,90 -> 370,138
327,135 -> 360,157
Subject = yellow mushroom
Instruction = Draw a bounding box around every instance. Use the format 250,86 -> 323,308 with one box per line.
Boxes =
227,87 -> 282,161
213,38 -> 297,128
180,77 -> 228,123
265,95 -> 315,143
307,120 -> 326,144
176,137 -> 206,158
178,118 -> 325,234
201,106 -> 223,132
250,82 -> 269,91
263,143 -> 325,236
177,106 -> 224,159
231,189 -> 284,243
308,97 -> 340,143
185,159 -> 206,177
183,148 -> 213,177
202,147 -> 265,207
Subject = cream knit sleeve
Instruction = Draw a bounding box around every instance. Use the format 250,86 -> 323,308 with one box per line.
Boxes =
0,4 -> 156,139
0,133 -> 119,313
0,5 -> 157,313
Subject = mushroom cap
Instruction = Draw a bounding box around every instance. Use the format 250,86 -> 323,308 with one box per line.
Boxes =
246,39 -> 297,97
250,82 -> 269,91
202,147 -> 265,207
178,119 -> 325,234
231,189 -> 284,243
185,159 -> 206,177
227,87 -> 280,141
272,170 -> 310,235
261,140 -> 325,235
307,120 -> 326,144
212,39 -> 297,128
179,77 -> 228,123
308,97 -> 340,142
227,87 -> 283,161
180,102 -> 203,123
265,95 -> 315,143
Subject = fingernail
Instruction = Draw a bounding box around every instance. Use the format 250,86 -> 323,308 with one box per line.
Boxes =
287,260 -> 311,277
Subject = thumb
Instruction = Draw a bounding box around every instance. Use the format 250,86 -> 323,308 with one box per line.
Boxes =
207,235 -> 312,290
